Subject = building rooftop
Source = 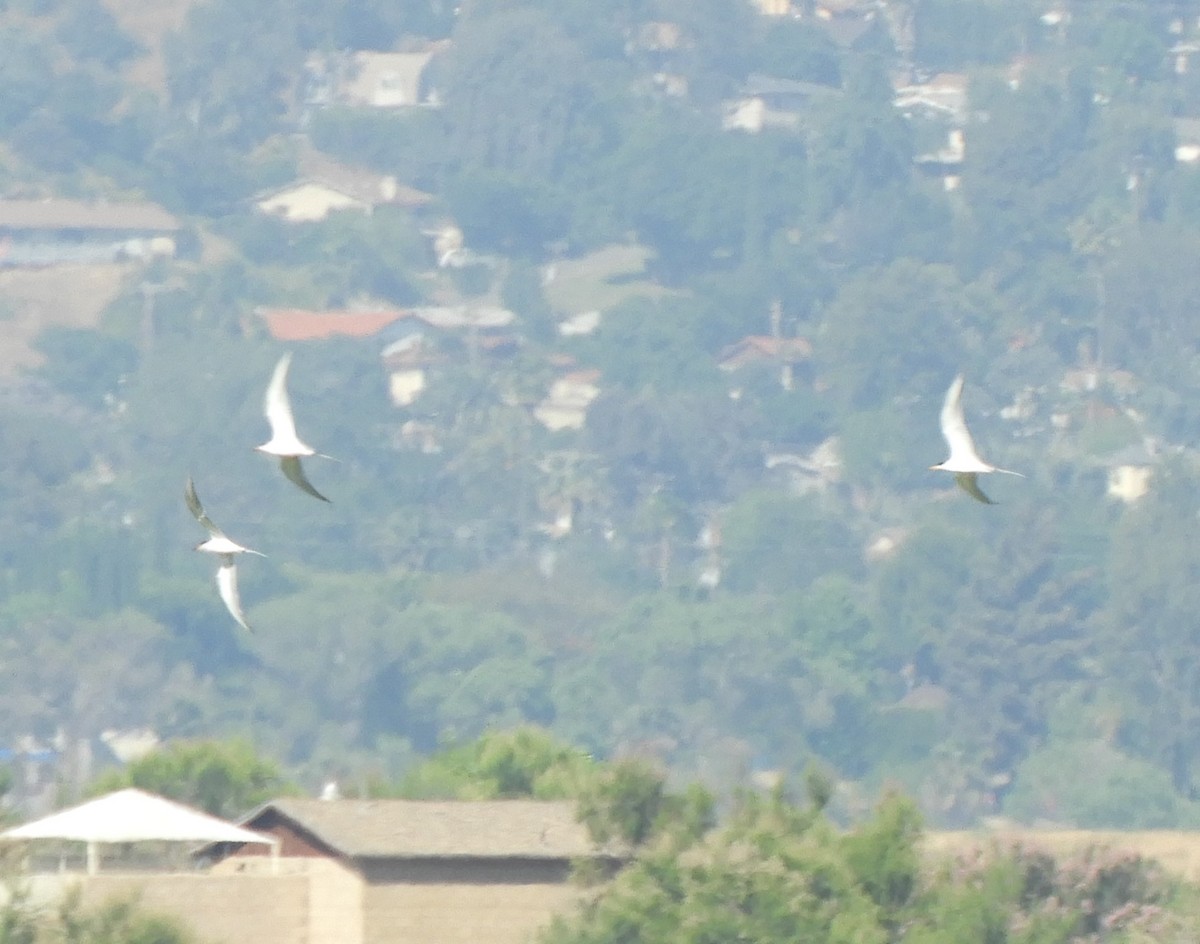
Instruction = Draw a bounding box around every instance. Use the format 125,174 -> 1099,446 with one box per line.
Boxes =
244,798 -> 620,861
0,199 -> 179,232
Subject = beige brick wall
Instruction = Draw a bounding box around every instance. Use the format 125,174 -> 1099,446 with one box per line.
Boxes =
307,858 -> 365,944
39,856 -> 589,944
364,880 -> 584,944
76,873 -> 310,944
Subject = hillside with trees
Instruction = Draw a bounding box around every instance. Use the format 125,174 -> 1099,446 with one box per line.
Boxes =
3,0 -> 1200,830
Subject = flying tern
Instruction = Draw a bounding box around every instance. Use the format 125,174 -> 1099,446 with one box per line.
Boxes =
255,352 -> 334,502
930,374 -> 1023,504
185,477 -> 265,631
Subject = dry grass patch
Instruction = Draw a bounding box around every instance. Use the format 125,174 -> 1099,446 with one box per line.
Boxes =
0,263 -> 133,378
542,244 -> 679,316
101,0 -> 198,95
926,829 -> 1200,882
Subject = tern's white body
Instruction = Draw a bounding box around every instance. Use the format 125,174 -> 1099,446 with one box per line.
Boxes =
255,353 -> 332,502
930,374 -> 1023,504
185,478 -> 264,631
196,533 -> 254,556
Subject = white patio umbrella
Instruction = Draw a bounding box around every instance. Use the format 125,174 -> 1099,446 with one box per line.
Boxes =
0,788 -> 278,874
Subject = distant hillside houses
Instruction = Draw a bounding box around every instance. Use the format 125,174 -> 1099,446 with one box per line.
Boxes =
255,304 -> 521,410
16,795 -> 625,944
303,43 -> 449,110
0,198 -> 179,267
255,175 -> 432,223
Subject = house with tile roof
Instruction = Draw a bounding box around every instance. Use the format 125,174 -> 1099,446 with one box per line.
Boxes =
257,306 -> 409,341
534,368 -> 602,431
51,798 -> 623,944
0,198 -> 180,267
208,798 -> 625,944
255,174 -> 432,223
341,47 -> 447,108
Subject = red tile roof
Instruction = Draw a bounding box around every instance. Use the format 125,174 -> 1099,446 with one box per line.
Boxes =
257,307 -> 408,341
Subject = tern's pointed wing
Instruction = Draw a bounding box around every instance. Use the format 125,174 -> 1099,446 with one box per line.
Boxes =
939,375 -> 984,466
955,472 -> 997,505
280,455 -> 331,503
264,353 -> 301,443
185,477 -> 228,540
216,556 -> 251,631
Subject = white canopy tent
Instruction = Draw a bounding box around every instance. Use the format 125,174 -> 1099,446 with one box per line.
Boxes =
0,788 -> 279,874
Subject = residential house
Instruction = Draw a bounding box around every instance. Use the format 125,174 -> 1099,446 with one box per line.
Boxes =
423,222 -> 465,267
209,798 -> 624,944
864,527 -> 908,563
1093,440 -> 1160,504
380,329 -> 441,407
723,75 -> 841,133
255,181 -> 374,222
764,436 -> 843,494
535,369 -> 602,432
378,306 -> 517,406
342,47 -> 446,108
718,334 -> 812,391
255,158 -> 432,223
915,128 -> 965,190
558,310 -> 601,337
893,73 -> 969,122
1175,117 -> 1200,163
1172,40 -> 1200,75
409,305 -> 516,331
0,199 -> 179,267
814,0 -> 879,49
1108,464 -> 1153,503
51,798 -> 620,944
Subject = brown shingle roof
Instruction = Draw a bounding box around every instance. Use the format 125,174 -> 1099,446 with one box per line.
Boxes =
294,149 -> 434,208
0,199 -> 179,232
252,799 -> 612,860
717,335 -> 812,371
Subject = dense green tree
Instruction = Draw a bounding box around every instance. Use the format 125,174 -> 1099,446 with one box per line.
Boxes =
651,0 -> 756,104
0,892 -> 194,944
1102,222 -> 1200,436
578,757 -> 714,848
599,110 -> 768,276
924,506 -> 1095,814
1005,738 -> 1200,828
443,169 -> 570,256
755,18 -> 840,86
961,72 -> 1095,259
585,386 -> 756,508
163,0 -> 304,148
721,490 -> 861,594
0,608 -> 175,743
307,107 -> 446,183
550,594 -> 816,777
912,0 -> 1036,71
820,259 -> 1003,416
806,55 -> 915,217
1099,458 -> 1200,797
35,328 -> 138,410
88,739 -> 292,818
391,726 -> 598,799
1070,1 -> 1171,84
542,790 -> 914,944
576,296 -> 722,393
442,7 -> 612,180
